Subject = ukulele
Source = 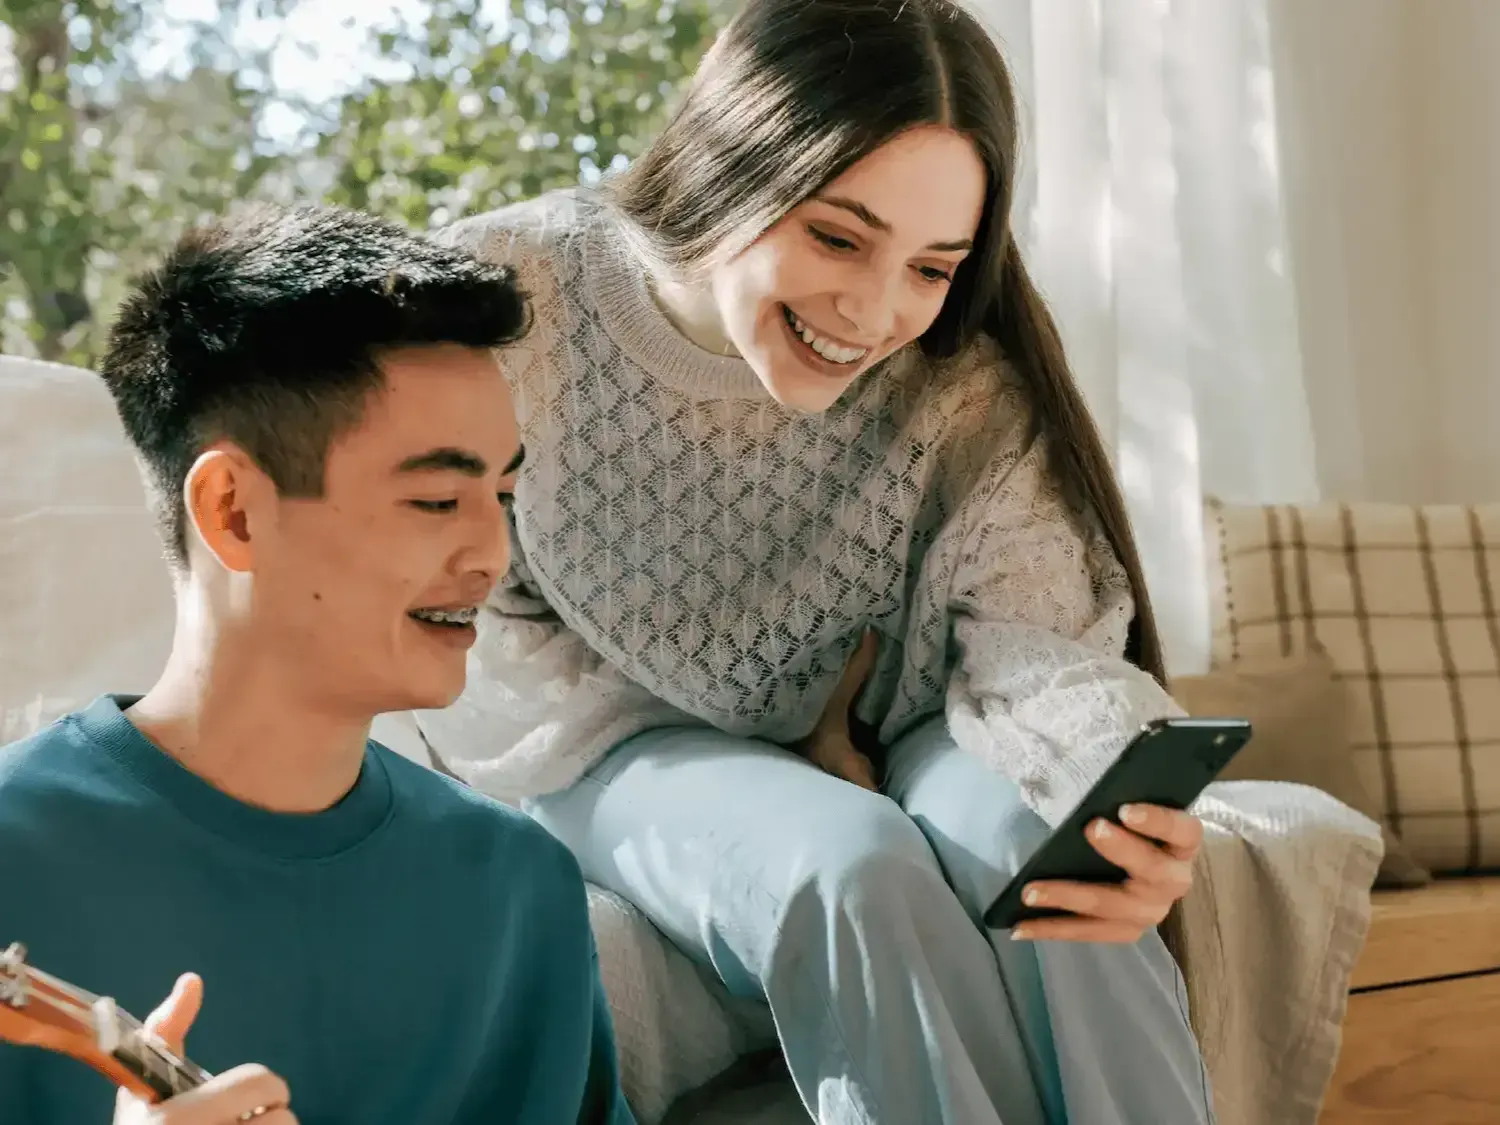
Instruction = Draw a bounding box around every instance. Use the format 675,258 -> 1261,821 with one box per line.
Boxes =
0,941 -> 212,1102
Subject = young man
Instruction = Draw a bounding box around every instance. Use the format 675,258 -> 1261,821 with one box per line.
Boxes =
0,204 -> 634,1125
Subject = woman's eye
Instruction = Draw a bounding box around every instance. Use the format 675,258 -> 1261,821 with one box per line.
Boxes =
409,499 -> 458,513
917,265 -> 954,284
808,226 -> 857,252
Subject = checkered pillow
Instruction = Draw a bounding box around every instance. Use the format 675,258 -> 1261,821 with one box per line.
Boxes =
1204,497 -> 1500,873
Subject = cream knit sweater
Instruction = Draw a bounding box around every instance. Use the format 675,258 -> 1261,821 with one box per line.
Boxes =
416,189 -> 1181,822
417,192 -> 1386,1125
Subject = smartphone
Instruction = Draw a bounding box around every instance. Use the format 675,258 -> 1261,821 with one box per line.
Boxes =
982,717 -> 1253,930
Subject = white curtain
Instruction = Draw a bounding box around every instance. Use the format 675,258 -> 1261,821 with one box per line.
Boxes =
968,0 -> 1319,675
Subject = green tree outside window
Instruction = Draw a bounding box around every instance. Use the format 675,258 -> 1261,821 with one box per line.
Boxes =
0,0 -> 729,365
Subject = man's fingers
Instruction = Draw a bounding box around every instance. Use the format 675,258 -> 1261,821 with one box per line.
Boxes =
167,1064 -> 291,1123
143,973 -> 202,1056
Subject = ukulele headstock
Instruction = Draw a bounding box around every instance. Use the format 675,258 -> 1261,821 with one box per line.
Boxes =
0,942 -> 104,1067
0,941 -> 204,1101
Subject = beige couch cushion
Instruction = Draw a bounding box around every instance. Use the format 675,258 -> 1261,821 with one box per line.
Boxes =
1171,651 -> 1429,887
1204,497 -> 1500,873
0,354 -> 433,757
0,357 -> 174,739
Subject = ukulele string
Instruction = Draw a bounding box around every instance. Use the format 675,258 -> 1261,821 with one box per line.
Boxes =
23,967 -> 211,1091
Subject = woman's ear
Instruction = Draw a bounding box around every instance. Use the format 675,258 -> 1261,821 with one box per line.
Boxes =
182,445 -> 272,574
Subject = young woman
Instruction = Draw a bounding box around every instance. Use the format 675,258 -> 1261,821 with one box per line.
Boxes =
421,1 -> 1214,1120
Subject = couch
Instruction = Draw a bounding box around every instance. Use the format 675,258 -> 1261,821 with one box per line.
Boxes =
3,355 -> 1396,1123
1195,498 -> 1500,1125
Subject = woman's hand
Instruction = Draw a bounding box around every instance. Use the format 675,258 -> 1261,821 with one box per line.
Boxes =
1012,803 -> 1204,943
797,632 -> 879,791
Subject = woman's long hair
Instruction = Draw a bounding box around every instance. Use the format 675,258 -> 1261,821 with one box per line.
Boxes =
610,0 -> 1199,990
611,0 -> 1166,682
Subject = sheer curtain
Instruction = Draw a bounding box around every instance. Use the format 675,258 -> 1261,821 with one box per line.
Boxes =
968,0 -> 1319,675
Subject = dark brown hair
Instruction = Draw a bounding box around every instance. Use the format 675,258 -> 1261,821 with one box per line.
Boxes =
102,204 -> 528,564
611,0 -> 1166,683
610,0 -> 1213,990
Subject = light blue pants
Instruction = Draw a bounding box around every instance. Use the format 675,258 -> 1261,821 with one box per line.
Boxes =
527,717 -> 1213,1124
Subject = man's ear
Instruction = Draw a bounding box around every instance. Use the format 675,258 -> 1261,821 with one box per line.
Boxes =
182,445 -> 274,574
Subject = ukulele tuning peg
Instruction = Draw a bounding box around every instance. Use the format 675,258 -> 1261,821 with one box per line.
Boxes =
0,942 -> 29,1008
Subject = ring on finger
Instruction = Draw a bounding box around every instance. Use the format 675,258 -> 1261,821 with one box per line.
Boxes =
238,1108 -> 271,1122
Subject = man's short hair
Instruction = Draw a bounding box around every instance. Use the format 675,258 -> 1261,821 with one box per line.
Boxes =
100,203 -> 528,564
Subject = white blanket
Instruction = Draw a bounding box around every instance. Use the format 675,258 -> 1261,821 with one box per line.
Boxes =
1185,784 -> 1381,1125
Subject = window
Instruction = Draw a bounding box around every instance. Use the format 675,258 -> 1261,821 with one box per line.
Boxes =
0,0 -> 731,364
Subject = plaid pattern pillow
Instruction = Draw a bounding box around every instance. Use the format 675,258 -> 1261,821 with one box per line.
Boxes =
1204,497 -> 1500,873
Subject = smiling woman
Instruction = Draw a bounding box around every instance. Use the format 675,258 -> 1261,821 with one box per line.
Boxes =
651,126 -> 987,411
417,1 -> 1219,1122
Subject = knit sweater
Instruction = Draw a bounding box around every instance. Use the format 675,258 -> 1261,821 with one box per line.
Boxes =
417,190 -> 1183,825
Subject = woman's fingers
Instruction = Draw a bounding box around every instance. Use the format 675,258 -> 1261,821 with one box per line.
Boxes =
1082,818 -> 1195,892
1010,916 -> 1146,944
1017,878 -> 1168,929
823,630 -> 878,718
1116,803 -> 1204,861
1010,813 -> 1202,943
841,748 -> 878,791
810,739 -> 878,791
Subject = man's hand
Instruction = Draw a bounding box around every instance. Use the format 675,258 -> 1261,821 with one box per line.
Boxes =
797,631 -> 879,791
114,974 -> 296,1125
1011,803 -> 1205,943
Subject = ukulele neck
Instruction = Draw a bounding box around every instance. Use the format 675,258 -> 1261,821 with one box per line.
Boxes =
97,994 -> 212,1098
1,943 -> 212,1101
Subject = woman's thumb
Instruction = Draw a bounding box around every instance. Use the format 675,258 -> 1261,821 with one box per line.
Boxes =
143,973 -> 203,1055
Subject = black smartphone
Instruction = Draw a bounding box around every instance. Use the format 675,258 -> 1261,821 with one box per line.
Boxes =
982,716 -> 1253,930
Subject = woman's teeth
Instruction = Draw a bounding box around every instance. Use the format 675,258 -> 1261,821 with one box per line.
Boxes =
784,306 -> 867,365
410,606 -> 479,627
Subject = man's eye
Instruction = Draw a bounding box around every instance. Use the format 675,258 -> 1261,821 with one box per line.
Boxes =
409,499 -> 458,513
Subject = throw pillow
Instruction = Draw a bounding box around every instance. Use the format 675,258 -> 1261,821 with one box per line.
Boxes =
1171,650 -> 1430,887
1204,496 -> 1500,873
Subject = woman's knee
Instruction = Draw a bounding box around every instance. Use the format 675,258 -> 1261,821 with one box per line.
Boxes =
980,793 -> 1053,882
777,799 -> 952,932
887,726 -> 1056,886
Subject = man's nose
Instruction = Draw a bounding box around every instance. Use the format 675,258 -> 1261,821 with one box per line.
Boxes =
460,498 -> 510,596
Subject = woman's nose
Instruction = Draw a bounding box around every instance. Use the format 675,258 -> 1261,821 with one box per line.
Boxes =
832,274 -> 897,340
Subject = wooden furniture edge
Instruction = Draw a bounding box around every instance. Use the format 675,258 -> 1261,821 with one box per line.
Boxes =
1349,875 -> 1500,991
